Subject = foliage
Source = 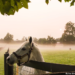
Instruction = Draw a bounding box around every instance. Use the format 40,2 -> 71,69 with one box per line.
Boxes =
0,0 -> 75,15
33,38 -> 38,43
56,38 -> 60,42
22,36 -> 27,41
0,0 -> 30,15
34,36 -> 56,44
38,38 -> 47,44
60,21 -> 75,43
46,36 -> 56,44
4,33 -> 13,42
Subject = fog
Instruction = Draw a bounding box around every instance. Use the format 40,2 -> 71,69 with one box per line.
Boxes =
0,43 -> 75,53
0,43 -> 23,54
37,44 -> 75,51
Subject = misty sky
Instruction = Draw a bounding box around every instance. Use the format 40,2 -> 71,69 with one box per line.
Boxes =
0,0 -> 75,40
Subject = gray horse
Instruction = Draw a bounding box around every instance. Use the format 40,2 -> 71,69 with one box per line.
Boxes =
6,37 -> 46,74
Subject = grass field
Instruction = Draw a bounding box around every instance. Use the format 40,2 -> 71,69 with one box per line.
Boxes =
41,50 -> 75,65
0,49 -> 75,75
0,54 -> 4,75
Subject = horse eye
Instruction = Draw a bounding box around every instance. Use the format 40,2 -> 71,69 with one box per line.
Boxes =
22,48 -> 26,51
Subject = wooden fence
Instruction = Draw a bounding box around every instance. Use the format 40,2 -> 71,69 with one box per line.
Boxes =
4,51 -> 13,75
4,51 -> 75,75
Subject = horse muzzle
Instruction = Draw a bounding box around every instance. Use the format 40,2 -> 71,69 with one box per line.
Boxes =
6,57 -> 14,66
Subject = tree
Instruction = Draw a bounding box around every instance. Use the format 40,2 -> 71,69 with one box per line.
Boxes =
37,38 -> 47,44
47,36 -> 56,44
0,0 -> 75,15
60,21 -> 75,43
56,38 -> 60,42
33,37 -> 38,43
4,33 -> 13,42
22,36 -> 26,41
34,36 -> 56,44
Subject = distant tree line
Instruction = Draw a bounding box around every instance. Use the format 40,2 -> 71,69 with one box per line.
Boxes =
0,21 -> 75,44
34,21 -> 75,44
0,33 -> 26,43
33,36 -> 56,44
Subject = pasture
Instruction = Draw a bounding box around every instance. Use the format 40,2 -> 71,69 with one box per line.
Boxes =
0,54 -> 4,75
41,50 -> 75,65
0,49 -> 75,75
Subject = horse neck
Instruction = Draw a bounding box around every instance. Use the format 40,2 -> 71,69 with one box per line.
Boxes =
31,45 -> 44,62
30,46 -> 46,74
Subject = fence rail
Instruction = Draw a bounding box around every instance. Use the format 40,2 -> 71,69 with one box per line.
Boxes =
23,60 -> 75,72
4,51 -> 75,75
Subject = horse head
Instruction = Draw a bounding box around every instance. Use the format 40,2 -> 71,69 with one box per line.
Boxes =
6,37 -> 33,66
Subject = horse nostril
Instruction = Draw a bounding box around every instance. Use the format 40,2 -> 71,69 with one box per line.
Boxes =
7,58 -> 10,61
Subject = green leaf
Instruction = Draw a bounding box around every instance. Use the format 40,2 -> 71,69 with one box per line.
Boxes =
0,0 -> 3,10
70,1 -> 74,6
17,2 -> 22,9
21,0 -> 28,9
64,0 -> 71,2
17,0 -> 20,2
45,0 -> 49,5
58,0 -> 62,2
8,7 -> 15,15
1,6 -> 4,15
14,5 -> 18,12
11,0 -> 15,7
4,1 -> 11,14
26,0 -> 31,3
2,0 -> 5,4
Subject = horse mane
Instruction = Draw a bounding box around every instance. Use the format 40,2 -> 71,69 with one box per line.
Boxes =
30,43 -> 44,62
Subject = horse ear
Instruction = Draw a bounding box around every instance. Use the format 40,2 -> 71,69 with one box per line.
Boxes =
29,37 -> 32,44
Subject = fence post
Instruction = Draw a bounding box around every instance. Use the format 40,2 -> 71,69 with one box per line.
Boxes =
4,50 -> 13,75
